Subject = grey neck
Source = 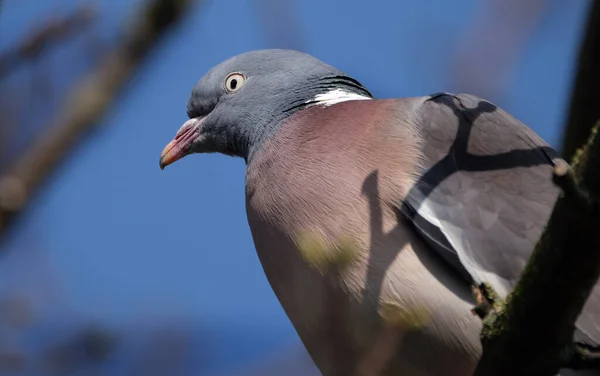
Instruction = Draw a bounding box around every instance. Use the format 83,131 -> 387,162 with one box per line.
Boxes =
243,75 -> 373,164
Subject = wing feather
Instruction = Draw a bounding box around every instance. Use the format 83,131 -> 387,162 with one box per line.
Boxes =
399,93 -> 600,345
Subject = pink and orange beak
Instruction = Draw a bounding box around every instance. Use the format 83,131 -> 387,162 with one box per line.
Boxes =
159,118 -> 205,170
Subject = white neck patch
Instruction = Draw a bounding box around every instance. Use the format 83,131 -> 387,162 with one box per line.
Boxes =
306,89 -> 373,107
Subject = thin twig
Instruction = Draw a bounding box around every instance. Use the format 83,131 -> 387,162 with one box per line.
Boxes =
0,4 -> 97,80
0,0 -> 198,236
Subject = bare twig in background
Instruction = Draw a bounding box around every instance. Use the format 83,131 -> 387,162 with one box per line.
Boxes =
252,0 -> 306,50
0,0 -> 198,237
0,4 -> 97,80
561,1 -> 600,161
0,4 -> 102,176
450,0 -> 549,101
132,327 -> 190,376
0,350 -> 25,373
0,96 -> 18,170
43,326 -> 117,373
474,127 -> 600,375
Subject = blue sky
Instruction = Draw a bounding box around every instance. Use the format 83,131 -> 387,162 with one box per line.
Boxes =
0,0 -> 591,373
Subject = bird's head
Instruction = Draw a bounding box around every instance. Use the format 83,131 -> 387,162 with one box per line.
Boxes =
159,49 -> 372,168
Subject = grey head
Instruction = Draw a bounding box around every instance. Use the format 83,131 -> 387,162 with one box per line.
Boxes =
159,49 -> 372,168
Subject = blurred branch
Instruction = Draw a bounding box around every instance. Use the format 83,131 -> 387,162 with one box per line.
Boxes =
0,0 -> 198,237
0,350 -> 25,373
253,0 -> 305,50
43,325 -> 117,373
450,0 -> 549,100
473,125 -> 600,375
561,1 -> 600,161
0,4 -> 97,80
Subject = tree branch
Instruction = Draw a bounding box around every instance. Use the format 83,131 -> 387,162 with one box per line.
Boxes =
473,122 -> 600,375
0,4 -> 97,80
252,0 -> 306,50
0,0 -> 198,237
569,343 -> 600,370
561,1 -> 600,160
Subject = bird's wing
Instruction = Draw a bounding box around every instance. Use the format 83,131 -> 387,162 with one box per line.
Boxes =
397,93 -> 600,345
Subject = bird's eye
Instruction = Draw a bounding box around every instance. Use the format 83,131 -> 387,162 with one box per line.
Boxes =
225,73 -> 246,93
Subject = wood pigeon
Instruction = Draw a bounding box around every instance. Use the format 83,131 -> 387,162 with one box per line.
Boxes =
159,49 -> 599,376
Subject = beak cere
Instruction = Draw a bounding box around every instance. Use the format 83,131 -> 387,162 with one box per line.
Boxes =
159,118 -> 204,170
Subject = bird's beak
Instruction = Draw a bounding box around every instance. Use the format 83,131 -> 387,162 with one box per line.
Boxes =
159,117 -> 205,170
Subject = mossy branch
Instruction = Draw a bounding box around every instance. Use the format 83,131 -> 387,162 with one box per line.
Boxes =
561,0 -> 600,161
473,122 -> 600,375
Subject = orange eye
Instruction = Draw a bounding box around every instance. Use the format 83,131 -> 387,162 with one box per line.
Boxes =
225,73 -> 246,93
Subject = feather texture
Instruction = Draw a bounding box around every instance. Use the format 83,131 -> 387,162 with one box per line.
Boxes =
244,93 -> 598,375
